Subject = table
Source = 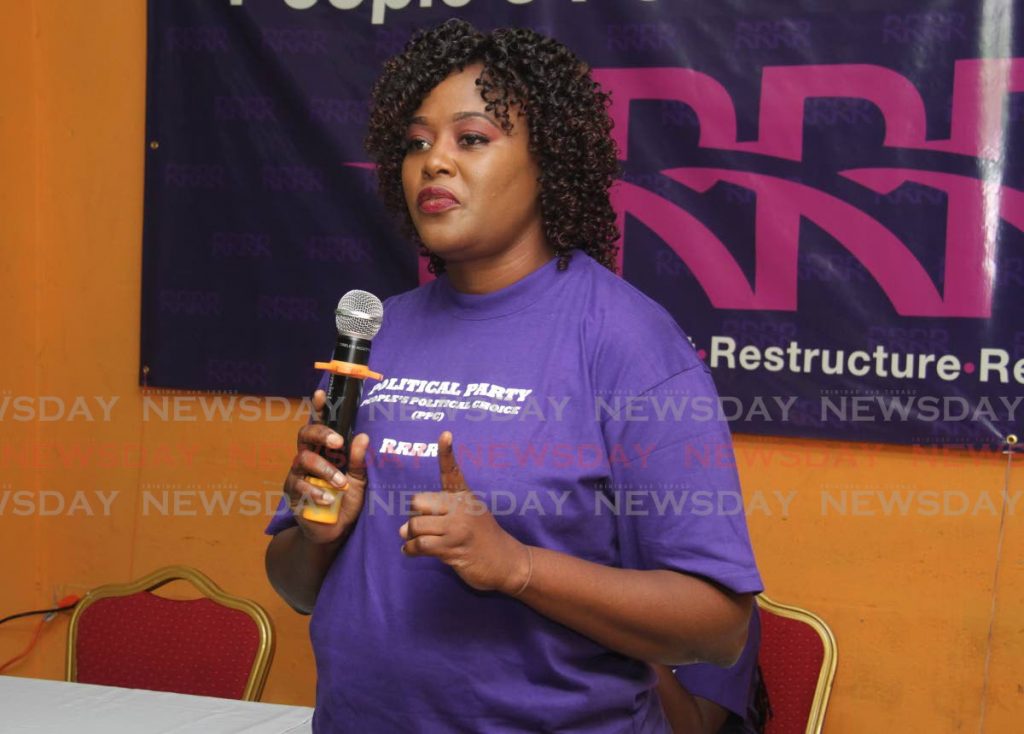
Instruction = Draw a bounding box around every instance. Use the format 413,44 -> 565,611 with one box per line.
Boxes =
0,676 -> 314,733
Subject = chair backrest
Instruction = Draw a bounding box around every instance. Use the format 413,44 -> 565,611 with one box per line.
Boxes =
66,565 -> 274,701
757,595 -> 837,734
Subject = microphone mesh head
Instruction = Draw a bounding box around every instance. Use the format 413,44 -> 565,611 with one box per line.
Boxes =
335,290 -> 384,339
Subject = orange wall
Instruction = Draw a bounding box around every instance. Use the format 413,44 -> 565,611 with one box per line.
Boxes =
0,2 -> 1021,731
0,0 -> 43,671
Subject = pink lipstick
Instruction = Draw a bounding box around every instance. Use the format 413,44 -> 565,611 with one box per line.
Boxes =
417,186 -> 460,213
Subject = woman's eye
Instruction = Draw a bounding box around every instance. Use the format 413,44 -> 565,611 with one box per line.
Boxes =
404,138 -> 430,153
460,133 -> 489,146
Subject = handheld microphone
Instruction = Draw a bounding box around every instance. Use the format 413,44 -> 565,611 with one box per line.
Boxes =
302,290 -> 384,524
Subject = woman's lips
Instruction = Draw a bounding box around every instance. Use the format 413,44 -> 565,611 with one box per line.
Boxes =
417,187 -> 460,213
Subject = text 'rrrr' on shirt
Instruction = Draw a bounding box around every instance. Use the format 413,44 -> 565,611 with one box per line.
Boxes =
266,251 -> 762,734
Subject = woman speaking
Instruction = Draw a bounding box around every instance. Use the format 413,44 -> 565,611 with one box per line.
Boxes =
265,19 -> 762,733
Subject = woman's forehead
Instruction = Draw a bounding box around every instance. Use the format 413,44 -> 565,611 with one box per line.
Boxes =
409,64 -> 528,134
412,65 -> 488,118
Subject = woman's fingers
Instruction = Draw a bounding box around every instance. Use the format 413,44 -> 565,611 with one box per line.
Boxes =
310,389 -> 326,422
346,433 -> 370,483
298,422 -> 343,452
288,476 -> 338,509
296,449 -> 348,488
399,514 -> 447,540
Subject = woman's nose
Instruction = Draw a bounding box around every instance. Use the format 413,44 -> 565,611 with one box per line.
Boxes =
423,140 -> 455,178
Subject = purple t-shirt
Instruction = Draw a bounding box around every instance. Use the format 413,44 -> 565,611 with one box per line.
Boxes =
267,251 -> 762,733
673,607 -> 763,734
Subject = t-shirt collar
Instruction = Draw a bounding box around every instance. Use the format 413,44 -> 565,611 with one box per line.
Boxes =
435,251 -> 571,320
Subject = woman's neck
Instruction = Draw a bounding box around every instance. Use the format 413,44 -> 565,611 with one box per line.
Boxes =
444,242 -> 555,295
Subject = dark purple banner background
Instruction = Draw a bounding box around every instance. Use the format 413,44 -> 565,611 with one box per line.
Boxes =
142,0 -> 1024,445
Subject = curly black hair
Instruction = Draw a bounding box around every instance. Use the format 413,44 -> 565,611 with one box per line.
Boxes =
365,19 -> 620,274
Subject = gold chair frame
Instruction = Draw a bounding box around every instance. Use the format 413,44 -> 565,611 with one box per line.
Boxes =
757,594 -> 837,734
66,565 -> 275,702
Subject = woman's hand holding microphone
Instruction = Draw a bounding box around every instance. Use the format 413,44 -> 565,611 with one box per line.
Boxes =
283,389 -> 370,545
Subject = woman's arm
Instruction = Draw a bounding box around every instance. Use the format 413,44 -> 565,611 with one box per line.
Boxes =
517,550 -> 752,667
654,664 -> 731,734
400,432 -> 752,667
265,526 -> 347,614
264,390 -> 371,614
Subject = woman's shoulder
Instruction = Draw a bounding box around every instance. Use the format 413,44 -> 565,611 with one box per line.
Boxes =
572,252 -> 703,389
381,278 -> 437,309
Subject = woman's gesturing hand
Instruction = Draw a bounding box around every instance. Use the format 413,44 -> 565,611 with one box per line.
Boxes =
399,431 -> 533,596
284,389 -> 370,545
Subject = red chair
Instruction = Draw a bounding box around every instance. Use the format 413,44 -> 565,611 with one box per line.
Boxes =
758,595 -> 837,734
65,566 -> 274,701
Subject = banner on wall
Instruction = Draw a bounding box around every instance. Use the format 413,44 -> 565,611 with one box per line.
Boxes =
142,0 -> 1024,445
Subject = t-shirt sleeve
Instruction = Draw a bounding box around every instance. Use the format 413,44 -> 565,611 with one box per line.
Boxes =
674,605 -> 761,722
600,363 -> 763,594
263,370 -> 332,536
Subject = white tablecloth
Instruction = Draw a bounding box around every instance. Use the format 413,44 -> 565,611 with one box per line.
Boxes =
0,676 -> 314,733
